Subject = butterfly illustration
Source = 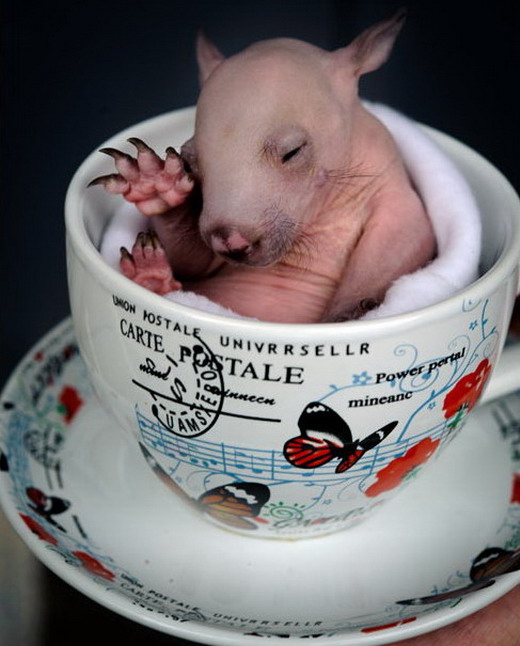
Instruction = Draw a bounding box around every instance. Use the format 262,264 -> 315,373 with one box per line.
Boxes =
198,482 -> 271,530
138,443 -> 271,531
26,486 -> 71,531
397,546 -> 520,605
283,402 -> 398,474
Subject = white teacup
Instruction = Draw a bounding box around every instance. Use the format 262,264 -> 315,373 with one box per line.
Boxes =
65,108 -> 520,539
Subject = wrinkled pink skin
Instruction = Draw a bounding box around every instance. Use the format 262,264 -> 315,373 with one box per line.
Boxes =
94,11 -> 436,323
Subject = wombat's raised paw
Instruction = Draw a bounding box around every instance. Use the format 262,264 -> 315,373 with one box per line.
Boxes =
120,230 -> 182,294
89,138 -> 194,216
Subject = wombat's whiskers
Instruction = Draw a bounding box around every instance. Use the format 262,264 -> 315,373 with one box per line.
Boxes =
289,231 -> 315,271
327,161 -> 378,204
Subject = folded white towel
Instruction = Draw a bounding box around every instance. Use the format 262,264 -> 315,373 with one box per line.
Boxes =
362,103 -> 481,319
100,103 -> 481,321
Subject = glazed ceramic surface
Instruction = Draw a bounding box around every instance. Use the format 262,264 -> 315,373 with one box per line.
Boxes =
1,320 -> 519,644
65,108 -> 520,538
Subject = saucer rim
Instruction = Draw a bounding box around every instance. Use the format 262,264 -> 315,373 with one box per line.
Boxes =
0,318 -> 519,646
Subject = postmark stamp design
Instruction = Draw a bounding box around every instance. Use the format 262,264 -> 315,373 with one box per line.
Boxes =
132,333 -> 225,438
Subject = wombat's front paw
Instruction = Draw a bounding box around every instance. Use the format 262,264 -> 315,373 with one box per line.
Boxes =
89,138 -> 194,216
120,230 -> 182,294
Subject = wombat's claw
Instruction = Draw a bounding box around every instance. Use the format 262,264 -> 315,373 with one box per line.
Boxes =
119,230 -> 182,295
88,173 -> 129,192
127,137 -> 154,154
89,138 -> 194,217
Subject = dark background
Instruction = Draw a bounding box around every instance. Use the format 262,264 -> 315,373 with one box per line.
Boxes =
1,1 -> 518,644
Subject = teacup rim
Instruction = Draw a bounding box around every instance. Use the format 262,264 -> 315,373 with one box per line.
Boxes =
64,108 -> 520,340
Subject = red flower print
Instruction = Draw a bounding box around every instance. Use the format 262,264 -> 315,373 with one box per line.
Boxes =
58,386 -> 83,423
62,344 -> 77,360
443,359 -> 492,421
20,514 -> 58,545
361,617 -> 416,633
365,437 -> 440,498
72,551 -> 115,581
512,473 -> 520,505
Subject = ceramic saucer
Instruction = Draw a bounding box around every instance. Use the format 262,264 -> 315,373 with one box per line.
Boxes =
1,319 -> 519,645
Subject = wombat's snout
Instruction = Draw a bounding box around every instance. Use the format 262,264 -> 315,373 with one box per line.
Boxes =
209,226 -> 259,263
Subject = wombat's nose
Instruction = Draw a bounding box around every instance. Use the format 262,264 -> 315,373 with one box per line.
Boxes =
210,227 -> 255,261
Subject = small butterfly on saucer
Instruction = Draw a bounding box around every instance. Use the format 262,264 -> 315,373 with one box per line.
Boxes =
283,402 -> 398,473
26,486 -> 71,531
397,546 -> 520,605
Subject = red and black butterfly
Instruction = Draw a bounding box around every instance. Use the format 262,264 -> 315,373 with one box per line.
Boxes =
26,486 -> 71,531
283,402 -> 398,474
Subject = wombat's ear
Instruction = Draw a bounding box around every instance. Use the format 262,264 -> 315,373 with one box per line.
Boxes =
333,8 -> 406,77
196,30 -> 225,85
